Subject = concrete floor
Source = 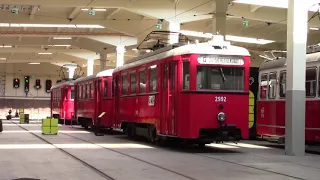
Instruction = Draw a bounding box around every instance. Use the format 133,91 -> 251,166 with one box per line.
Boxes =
0,120 -> 320,180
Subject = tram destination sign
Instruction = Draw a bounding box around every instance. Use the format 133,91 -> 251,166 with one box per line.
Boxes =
197,55 -> 244,65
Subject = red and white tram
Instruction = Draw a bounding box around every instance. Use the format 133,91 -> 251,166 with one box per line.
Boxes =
50,80 -> 75,124
257,50 -> 320,143
112,34 -> 250,145
74,69 -> 114,129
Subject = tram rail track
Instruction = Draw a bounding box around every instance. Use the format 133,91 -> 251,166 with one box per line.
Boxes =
10,121 -> 198,180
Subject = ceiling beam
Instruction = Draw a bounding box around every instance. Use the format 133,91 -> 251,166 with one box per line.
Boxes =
29,6 -> 38,20
105,8 -> 121,19
68,7 -> 82,20
250,5 -> 262,12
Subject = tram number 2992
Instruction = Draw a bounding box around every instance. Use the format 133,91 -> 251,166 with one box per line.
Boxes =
215,96 -> 227,102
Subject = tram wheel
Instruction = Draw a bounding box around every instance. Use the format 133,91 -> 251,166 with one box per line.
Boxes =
126,123 -> 135,138
197,143 -> 206,148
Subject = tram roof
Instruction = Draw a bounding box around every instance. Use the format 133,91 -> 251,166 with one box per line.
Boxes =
113,42 -> 250,73
50,80 -> 75,90
74,69 -> 114,83
259,51 -> 320,71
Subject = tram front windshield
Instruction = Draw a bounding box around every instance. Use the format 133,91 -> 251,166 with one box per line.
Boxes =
196,67 -> 244,91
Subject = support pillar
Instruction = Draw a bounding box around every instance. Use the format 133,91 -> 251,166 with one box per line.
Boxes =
87,59 -> 94,76
168,22 -> 180,44
212,0 -> 228,38
285,0 -> 308,156
100,54 -> 107,72
116,46 -> 125,67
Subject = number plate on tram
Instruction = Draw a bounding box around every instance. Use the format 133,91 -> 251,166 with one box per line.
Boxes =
215,96 -> 226,102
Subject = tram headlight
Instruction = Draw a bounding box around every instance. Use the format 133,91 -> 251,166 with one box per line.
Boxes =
217,112 -> 226,122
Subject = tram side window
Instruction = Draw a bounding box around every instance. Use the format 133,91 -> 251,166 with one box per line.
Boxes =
139,69 -> 146,93
306,68 -> 317,97
78,86 -> 81,99
71,88 -> 75,100
260,73 -> 268,99
130,72 -> 137,94
149,65 -> 157,92
279,71 -> 286,98
182,61 -> 190,90
268,72 -> 277,99
163,64 -> 167,90
90,82 -> 94,98
122,74 -> 128,95
104,80 -> 108,97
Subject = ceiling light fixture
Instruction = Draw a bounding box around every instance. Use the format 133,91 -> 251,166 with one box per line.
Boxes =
132,48 -> 138,51
81,8 -> 107,11
28,62 -> 40,64
53,37 -> 72,40
50,45 -> 71,47
8,23 -> 104,28
179,30 -> 275,45
0,45 -> 12,48
38,52 -> 52,55
0,58 -> 6,60
310,27 -> 319,30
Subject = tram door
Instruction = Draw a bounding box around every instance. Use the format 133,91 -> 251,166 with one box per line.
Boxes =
114,75 -> 120,128
96,80 -> 102,122
160,61 -> 178,135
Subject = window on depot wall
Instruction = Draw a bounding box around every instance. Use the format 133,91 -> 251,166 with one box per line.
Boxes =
260,73 -> 268,99
306,67 -> 317,98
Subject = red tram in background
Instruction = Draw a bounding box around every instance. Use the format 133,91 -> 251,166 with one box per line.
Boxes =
257,49 -> 320,143
74,69 -> 114,129
112,32 -> 251,145
50,80 -> 75,124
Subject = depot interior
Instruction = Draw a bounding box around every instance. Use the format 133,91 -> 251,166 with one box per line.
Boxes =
0,0 -> 318,120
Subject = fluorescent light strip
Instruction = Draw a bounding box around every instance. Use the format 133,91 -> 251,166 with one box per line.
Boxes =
38,52 -> 52,55
28,62 -> 40,64
50,45 -> 71,47
0,46 -> 12,48
81,8 -> 107,11
179,30 -> 275,45
7,23 -> 104,28
0,58 -> 6,60
53,37 -> 72,40
233,0 -> 319,12
310,27 -> 319,30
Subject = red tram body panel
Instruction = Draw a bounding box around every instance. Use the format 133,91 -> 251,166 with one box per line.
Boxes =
257,51 -> 320,143
74,69 -> 114,129
112,40 -> 251,144
50,81 -> 75,124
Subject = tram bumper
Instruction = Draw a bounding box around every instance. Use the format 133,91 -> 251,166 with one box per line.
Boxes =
199,124 -> 241,143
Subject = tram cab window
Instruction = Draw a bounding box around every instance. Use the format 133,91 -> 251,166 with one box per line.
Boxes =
279,71 -> 286,98
130,72 -> 137,94
196,67 -> 244,91
139,69 -> 146,93
104,80 -> 108,97
306,68 -> 317,97
183,61 -> 190,90
90,82 -> 94,98
260,73 -> 268,99
149,65 -> 157,92
78,86 -> 81,99
268,72 -> 277,99
122,74 -> 128,95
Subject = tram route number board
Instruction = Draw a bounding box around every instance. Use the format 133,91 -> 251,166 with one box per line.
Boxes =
148,95 -> 155,106
197,55 -> 244,66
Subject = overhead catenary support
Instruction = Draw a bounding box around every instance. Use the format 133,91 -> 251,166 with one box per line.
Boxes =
87,59 -> 94,76
116,46 -> 125,67
100,54 -> 107,71
285,0 -> 308,156
212,0 -> 228,38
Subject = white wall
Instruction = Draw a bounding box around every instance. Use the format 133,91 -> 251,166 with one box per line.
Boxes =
1,63 -> 61,98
